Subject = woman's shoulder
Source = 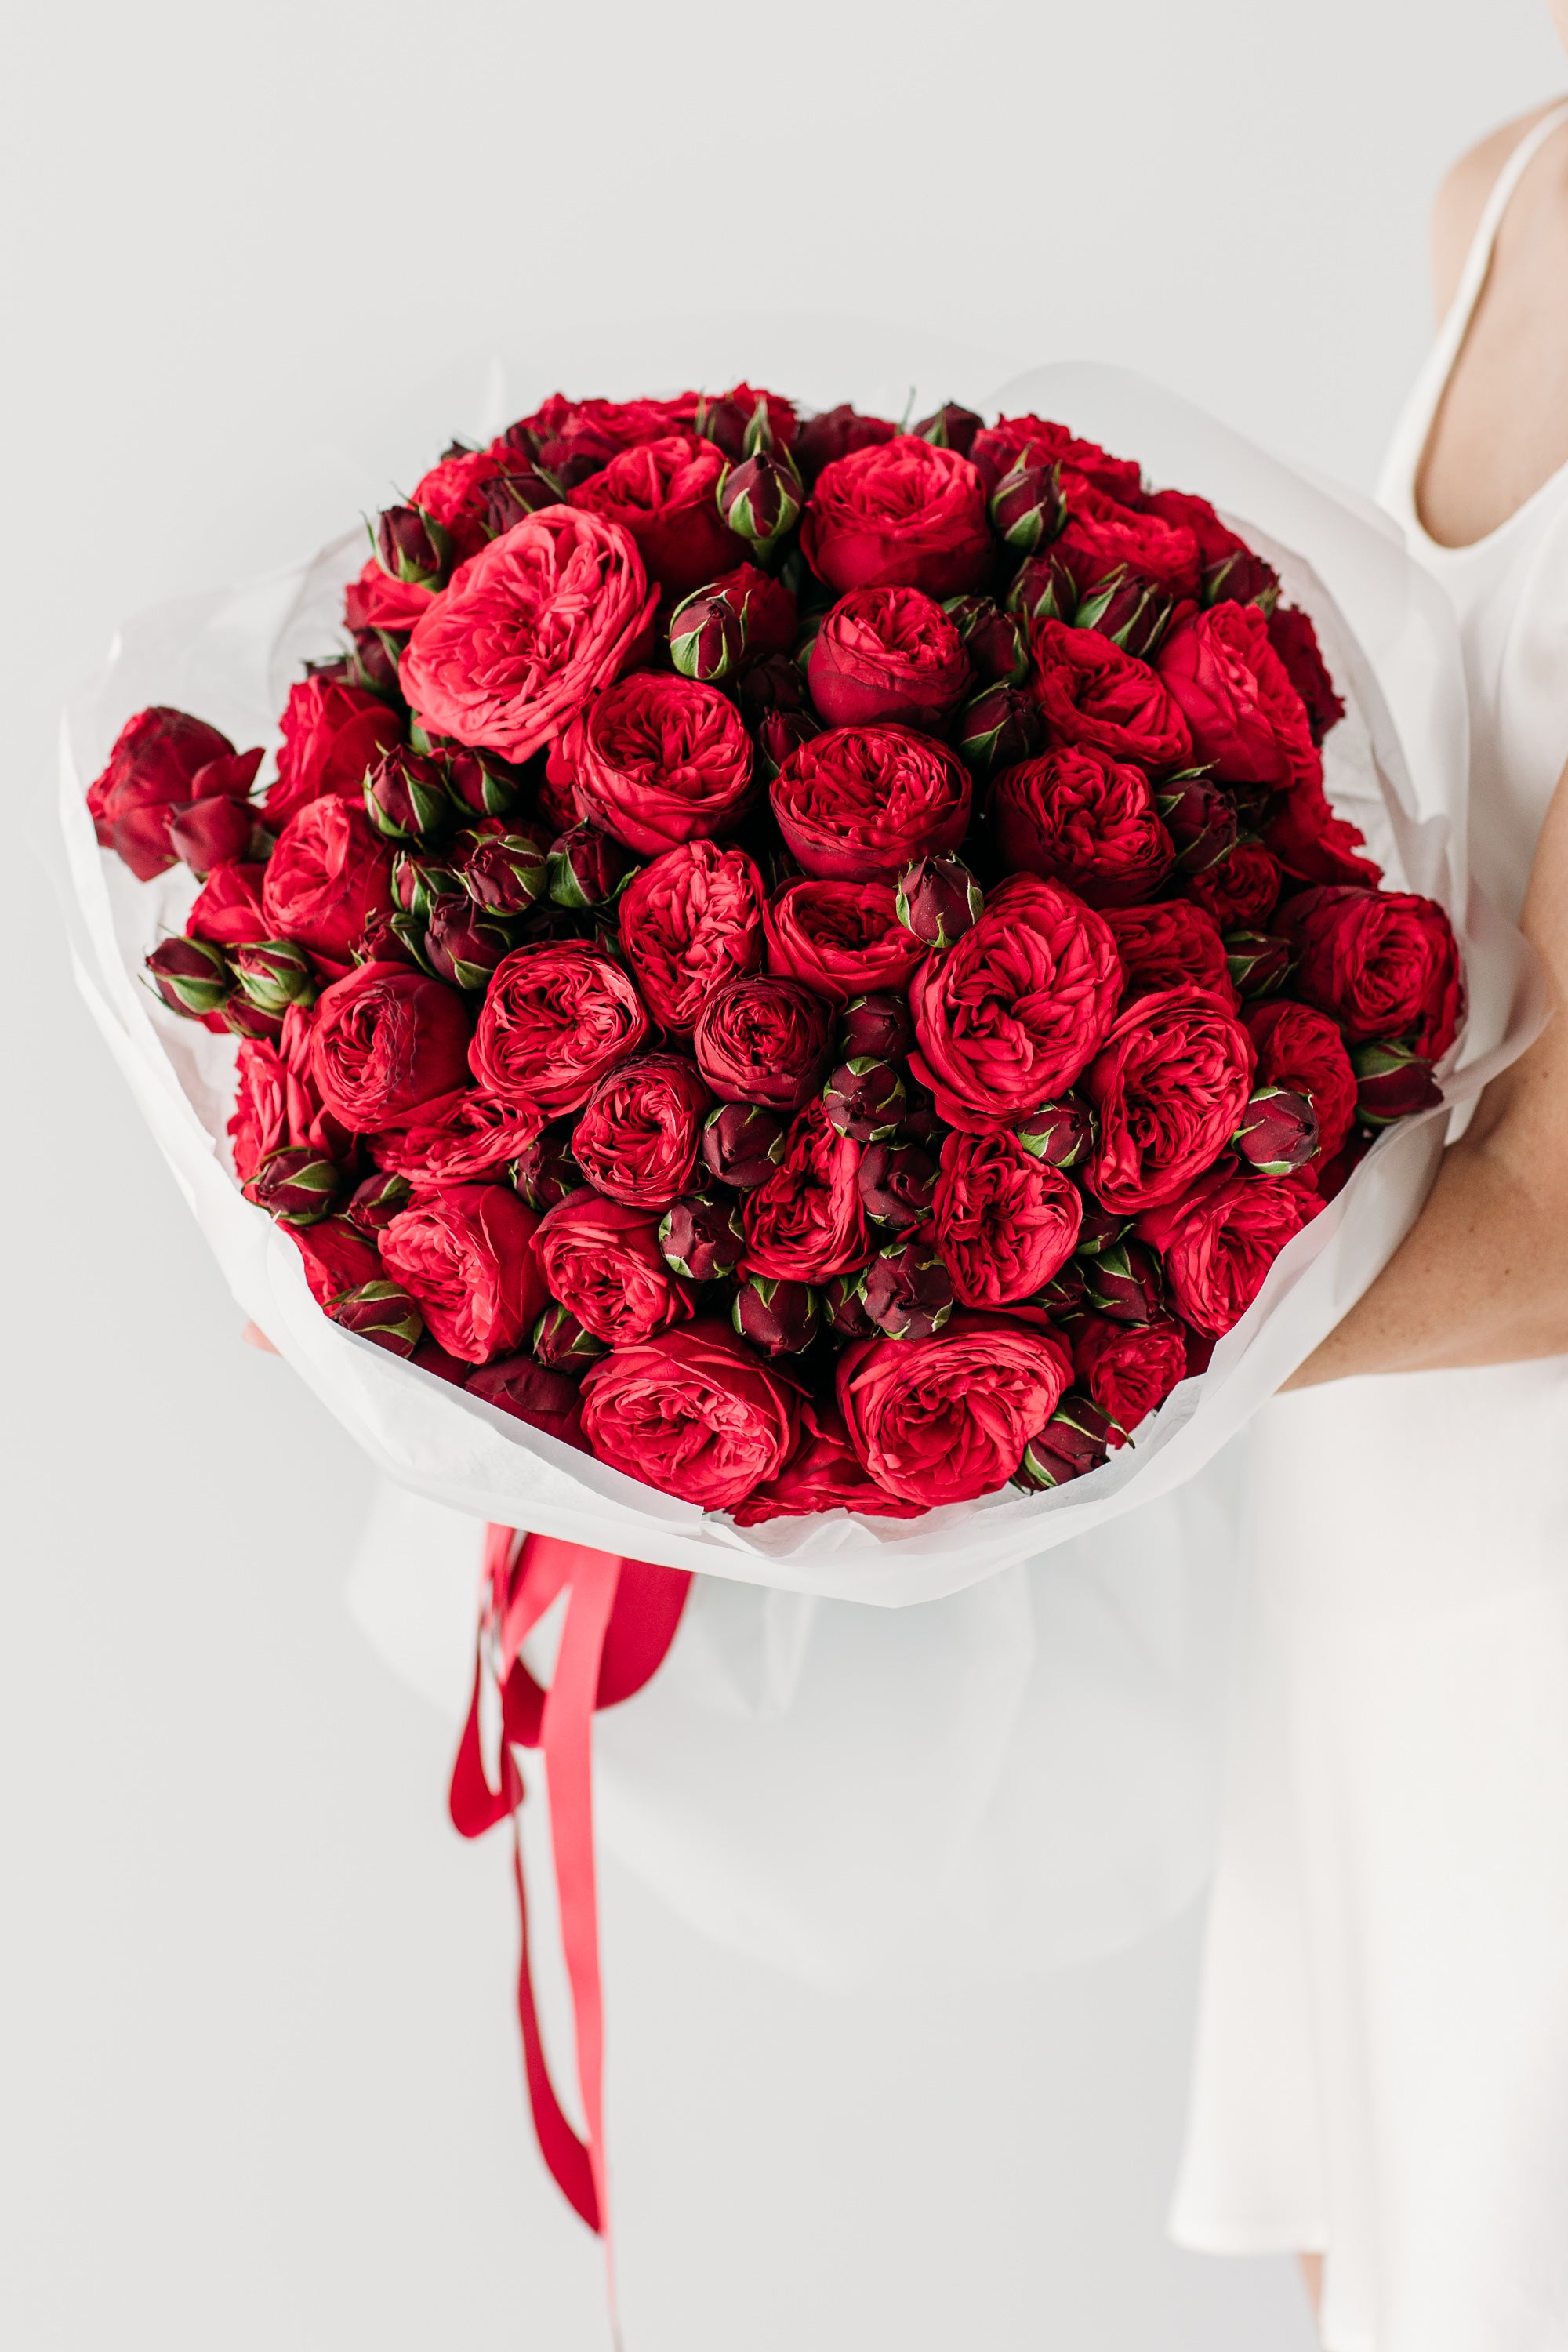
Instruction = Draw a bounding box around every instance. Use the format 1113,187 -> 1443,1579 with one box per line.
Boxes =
1432,101 -> 1568,318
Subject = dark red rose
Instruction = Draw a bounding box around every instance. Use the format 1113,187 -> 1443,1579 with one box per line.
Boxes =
1189,842 -> 1283,927
1153,772 -> 1239,876
793,404 -> 898,481
465,1356 -> 589,1454
741,1100 -> 869,1282
228,1039 -> 289,1181
1102,900 -> 1237,1010
579,1320 -> 800,1511
822,1056 -> 906,1141
368,1088 -> 544,1184
895,855 -> 983,949
1013,1094 -> 1096,1170
1245,998 -> 1359,1164
1232,1085 -> 1320,1174
968,415 -> 1142,503
310,962 -> 474,1132
992,746 -> 1174,908
1137,1160 -> 1323,1337
931,1128 -> 1083,1307
701,1099 -> 787,1190
1279,884 -> 1463,1058
409,445 -> 521,565
1080,1236 -> 1166,1324
1053,480 -> 1202,597
1224,928 -> 1296,1000
800,434 -> 991,597
732,1275 -> 822,1356
532,1301 -> 611,1374
840,992 -> 915,1062
857,1138 -> 938,1232
669,561 -> 797,682
571,434 -> 745,597
861,1240 -> 954,1339
186,861 -> 270,948
470,939 -> 651,1114
1071,1312 -> 1189,1428
942,595 -> 1029,684
1264,764 -> 1382,887
264,676 -> 404,828
376,502 -> 453,590
1014,1392 -> 1123,1486
731,1396 -> 923,1523
913,402 -> 984,456
837,1312 -> 1073,1506
1138,487 -> 1268,597
659,1194 -> 746,1283
86,707 -> 256,880
379,1182 -> 546,1363
510,1120 -> 583,1210
166,793 -> 271,877
572,1053 -> 711,1208
909,872 -> 1123,1131
556,670 -> 754,855
345,1171 -> 413,1235
807,586 -> 971,730
262,798 -> 395,967
1156,603 -> 1316,790
1352,1036 -> 1442,1125
1265,604 -> 1345,742
285,1215 -> 383,1308
325,1279 -> 425,1358
954,681 -> 1049,776
694,972 -> 834,1113
771,724 -> 971,880
400,506 -> 657,763
535,1192 -> 695,1345
763,877 -> 924,1004
617,839 -> 766,1033
1085,985 -> 1256,1213
1029,619 -> 1192,771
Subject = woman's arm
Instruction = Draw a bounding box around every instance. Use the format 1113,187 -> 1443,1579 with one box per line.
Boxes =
1283,760 -> 1568,1386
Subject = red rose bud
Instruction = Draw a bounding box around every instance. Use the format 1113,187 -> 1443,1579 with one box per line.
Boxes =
824,1272 -> 878,1339
1232,1084 -> 1321,1173
718,450 -> 803,554
548,822 -> 636,909
1074,1199 -> 1132,1258
1014,1393 -> 1123,1489
390,854 -> 459,929
954,681 -> 1047,777
144,935 -> 231,1018
1203,544 -> 1280,612
989,456 -> 1065,554
1081,1238 -> 1164,1326
732,1274 -> 820,1356
737,653 -> 822,779
167,794 -> 271,877
364,746 -> 449,841
914,402 -> 984,456
346,1169 -> 412,1235
840,992 -> 915,1063
1014,1095 -> 1096,1170
1156,772 -> 1240,874
445,747 -> 523,819
423,898 -> 519,991
531,1301 -> 610,1374
1029,1254 -> 1089,1316
510,1122 -> 582,1210
862,1240 -> 954,1341
466,1356 -> 588,1450
1004,548 -> 1077,626
856,1138 -> 938,1232
325,1280 -> 424,1356
701,1099 -> 787,1190
376,503 -> 450,587
793,404 -> 898,481
1070,566 -> 1175,662
1352,1038 -> 1442,1125
479,464 -> 561,538
823,1057 -> 906,1142
456,826 -> 547,914
942,595 -> 1029,684
241,1145 -> 341,1226
1225,927 -> 1295,999
221,996 -> 286,1042
347,629 -> 405,700
231,938 -> 317,1017
659,1193 -> 747,1282
895,854 -> 982,949
669,583 -> 747,682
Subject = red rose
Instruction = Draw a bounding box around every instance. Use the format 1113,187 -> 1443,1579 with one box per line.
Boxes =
1051,480 -> 1203,601
262,797 -> 395,967
571,1053 -> 711,1209
1279,884 -> 1463,1058
837,1312 -> 1073,1505
229,1039 -> 289,1181
1265,604 -> 1345,742
470,939 -> 651,1115
579,1320 -> 800,1511
694,972 -> 834,1113
409,445 -> 518,565
343,559 -> 434,634
535,1191 -> 695,1345
186,861 -> 270,948
1263,766 -> 1382,887
793,404 -> 898,481
762,876 -> 924,1004
617,840 -> 766,1033
1029,620 -> 1192,770
1140,487 -> 1266,595
1244,999 -> 1358,1164
1156,602 -> 1316,790
908,872 -> 1123,1131
86,706 -> 254,881
968,416 -> 1142,503
571,434 -> 744,597
1084,985 -> 1255,1213
557,670 -> 755,855
501,392 -> 695,482
399,506 -> 657,762
931,1128 -> 1083,1307
279,1002 -> 354,1155
310,961 -> 474,1132
1102,899 -> 1236,1009
731,1396 -> 924,1523
800,434 -> 991,597
285,1215 -> 383,1308
991,745 -> 1174,908
1071,1311 -> 1189,1428
380,1181 -> 546,1363
369,1088 -> 544,1183
465,1356 -> 589,1453
806,586 -> 971,729
741,1100 -> 869,1282
771,724 -> 971,880
1137,1160 -> 1323,1337
264,675 -> 404,828
1189,842 -> 1283,927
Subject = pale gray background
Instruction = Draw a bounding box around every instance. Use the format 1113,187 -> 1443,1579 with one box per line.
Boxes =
4,2 -> 1563,2347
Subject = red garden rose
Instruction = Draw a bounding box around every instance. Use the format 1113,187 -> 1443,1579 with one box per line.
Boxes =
343,559 -> 434,635
579,1320 -> 800,1511
557,670 -> 755,855
1137,1160 -> 1323,1337
800,434 -> 991,597
571,434 -> 745,597
186,861 -> 269,948
731,1396 -> 924,1523
87,706 -> 257,881
1245,997 -> 1359,1165
1084,985 -> 1256,1213
771,724 -> 971,880
400,506 -> 657,762
1266,604 -> 1346,742
908,872 -> 1123,1131
262,797 -> 395,967
794,404 -> 898,480
1156,602 -> 1317,790
264,675 -> 404,828
535,1192 -> 695,1345
1279,884 -> 1463,1057
571,1053 -> 712,1209
836,1312 -> 1073,1505
991,745 -> 1175,908
369,1087 -> 545,1183
741,1100 -> 869,1283
1189,842 -> 1284,927
229,1039 -> 289,1181
465,1356 -> 589,1454
694,972 -> 834,1112
1264,765 -> 1382,887
617,840 -> 766,1033
931,1128 -> 1083,1306
1103,900 -> 1237,1009
500,391 -> 695,482
1141,487 -> 1264,597
470,938 -> 652,1114
310,961 -> 474,1131
1029,620 -> 1192,770
409,445 -> 517,565
762,877 -> 924,1004
1071,1311 -> 1189,1428
379,1181 -> 546,1363
968,415 -> 1142,503
1051,480 -> 1203,601
285,1215 -> 383,1308
806,586 -> 971,729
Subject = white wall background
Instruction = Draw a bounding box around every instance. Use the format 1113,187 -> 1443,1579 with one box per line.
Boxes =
4,3 -> 1564,2347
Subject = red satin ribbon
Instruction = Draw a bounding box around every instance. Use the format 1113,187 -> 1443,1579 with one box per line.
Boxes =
449,1527 -> 691,2285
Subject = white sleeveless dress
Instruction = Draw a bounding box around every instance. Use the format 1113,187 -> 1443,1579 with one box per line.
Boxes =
1169,105 -> 1568,2352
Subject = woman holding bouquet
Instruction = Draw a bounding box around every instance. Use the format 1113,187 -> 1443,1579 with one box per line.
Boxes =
1172,56 -> 1568,2352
